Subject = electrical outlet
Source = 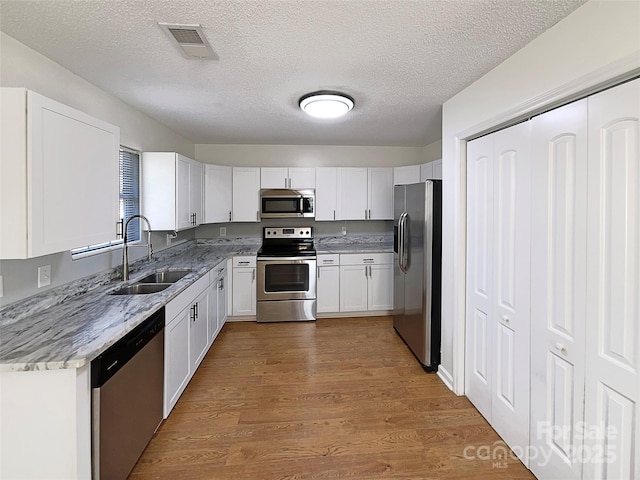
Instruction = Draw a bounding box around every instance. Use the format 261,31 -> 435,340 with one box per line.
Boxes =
38,265 -> 51,288
220,227 -> 227,237
342,226 -> 347,236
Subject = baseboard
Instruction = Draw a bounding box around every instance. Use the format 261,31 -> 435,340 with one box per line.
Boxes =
437,365 -> 455,393
226,315 -> 256,322
317,310 -> 393,319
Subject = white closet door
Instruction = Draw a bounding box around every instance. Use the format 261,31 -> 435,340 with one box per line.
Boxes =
529,99 -> 588,480
490,121 -> 531,465
465,133 -> 495,421
584,78 -> 640,480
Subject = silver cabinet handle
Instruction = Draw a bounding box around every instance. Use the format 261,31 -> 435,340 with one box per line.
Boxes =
252,269 -> 255,281
317,268 -> 320,279
257,211 -> 259,221
369,265 -> 372,276
229,211 -> 232,221
333,210 -> 336,220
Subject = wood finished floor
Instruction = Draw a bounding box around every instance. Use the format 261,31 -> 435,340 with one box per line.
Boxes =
129,317 -> 535,479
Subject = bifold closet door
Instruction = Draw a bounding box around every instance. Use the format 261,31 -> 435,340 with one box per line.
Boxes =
529,99 -> 588,480
466,122 -> 531,465
584,78 -> 640,480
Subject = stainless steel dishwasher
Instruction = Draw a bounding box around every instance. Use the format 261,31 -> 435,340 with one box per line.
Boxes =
91,308 -> 165,480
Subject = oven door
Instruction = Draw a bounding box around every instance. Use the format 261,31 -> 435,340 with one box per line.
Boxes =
257,257 -> 317,301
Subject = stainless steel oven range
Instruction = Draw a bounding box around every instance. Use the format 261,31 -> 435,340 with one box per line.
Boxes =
257,227 -> 317,322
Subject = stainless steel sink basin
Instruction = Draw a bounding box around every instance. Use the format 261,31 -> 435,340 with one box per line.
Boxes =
109,283 -> 172,295
136,269 -> 192,284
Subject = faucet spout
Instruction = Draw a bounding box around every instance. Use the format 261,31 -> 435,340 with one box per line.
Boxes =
122,214 -> 153,281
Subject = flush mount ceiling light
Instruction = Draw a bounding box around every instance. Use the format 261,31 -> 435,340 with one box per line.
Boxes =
299,91 -> 354,119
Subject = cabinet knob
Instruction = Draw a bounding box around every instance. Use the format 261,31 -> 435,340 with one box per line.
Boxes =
554,343 -> 568,356
502,315 -> 510,324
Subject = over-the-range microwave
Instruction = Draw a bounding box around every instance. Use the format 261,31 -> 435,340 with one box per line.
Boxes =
260,189 -> 315,219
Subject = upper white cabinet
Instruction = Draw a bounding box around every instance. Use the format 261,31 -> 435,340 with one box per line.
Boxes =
261,167 -> 315,189
141,152 -> 203,231
315,167 -> 338,221
232,167 -> 260,222
1,88 -> 120,259
420,160 -> 442,181
336,167 -> 393,220
204,165 -> 232,223
393,165 -> 420,185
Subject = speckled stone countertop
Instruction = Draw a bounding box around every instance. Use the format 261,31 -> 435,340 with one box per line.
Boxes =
0,235 -> 392,373
0,239 -> 259,372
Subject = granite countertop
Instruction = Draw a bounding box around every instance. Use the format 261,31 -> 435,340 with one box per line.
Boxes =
0,236 -> 392,373
0,240 -> 259,372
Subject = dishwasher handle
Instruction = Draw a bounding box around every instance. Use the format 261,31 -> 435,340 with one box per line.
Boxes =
91,307 -> 165,388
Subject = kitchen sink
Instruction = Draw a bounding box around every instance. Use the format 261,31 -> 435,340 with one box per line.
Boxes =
108,283 -> 172,295
136,269 -> 192,284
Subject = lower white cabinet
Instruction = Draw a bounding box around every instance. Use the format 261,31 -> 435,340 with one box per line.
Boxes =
232,255 -> 256,316
164,274 -> 209,418
208,262 -> 228,343
317,254 -> 340,313
339,253 -> 393,312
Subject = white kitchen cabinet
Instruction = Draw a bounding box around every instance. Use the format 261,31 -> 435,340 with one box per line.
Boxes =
339,253 -> 394,312
141,152 -> 203,231
316,254 -> 340,314
204,164 -> 232,223
232,255 -> 256,316
164,274 -> 209,417
420,162 -> 433,182
336,167 -> 393,221
261,167 -> 315,189
393,165 -> 420,185
189,288 -> 209,372
367,168 -> 393,220
217,266 -> 228,328
432,159 -> 442,179
1,88 -> 119,259
232,167 -> 260,222
208,262 -> 228,344
315,167 -> 338,221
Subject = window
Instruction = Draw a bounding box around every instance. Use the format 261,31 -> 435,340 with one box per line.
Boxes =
71,147 -> 140,257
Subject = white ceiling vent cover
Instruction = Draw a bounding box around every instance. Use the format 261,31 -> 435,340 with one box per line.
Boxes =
158,23 -> 217,59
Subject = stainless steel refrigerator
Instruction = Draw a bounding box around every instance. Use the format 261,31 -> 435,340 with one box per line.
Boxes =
393,180 -> 442,371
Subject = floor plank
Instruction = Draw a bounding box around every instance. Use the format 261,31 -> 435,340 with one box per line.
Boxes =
129,317 -> 535,479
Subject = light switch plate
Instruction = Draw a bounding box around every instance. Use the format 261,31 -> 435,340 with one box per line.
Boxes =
38,265 -> 51,288
220,227 -> 227,237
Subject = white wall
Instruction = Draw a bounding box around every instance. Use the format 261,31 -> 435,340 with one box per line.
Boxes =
195,143 -> 425,167
0,33 -> 196,306
441,0 -> 640,393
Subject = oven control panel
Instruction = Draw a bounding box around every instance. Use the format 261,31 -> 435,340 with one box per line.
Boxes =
263,227 -> 313,239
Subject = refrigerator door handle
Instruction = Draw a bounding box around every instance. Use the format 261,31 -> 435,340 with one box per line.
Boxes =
399,212 -> 409,273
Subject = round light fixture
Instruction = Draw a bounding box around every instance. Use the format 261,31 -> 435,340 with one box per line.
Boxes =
299,91 -> 354,119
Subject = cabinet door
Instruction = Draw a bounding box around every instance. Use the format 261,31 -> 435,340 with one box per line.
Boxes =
204,165 -> 232,223
337,168 -> 367,220
339,265 -> 368,312
529,99 -> 588,480
393,165 -> 420,185
261,167 -> 288,189
232,167 -> 260,222
232,267 -> 256,316
207,281 -> 219,345
315,167 -> 337,221
217,271 -> 228,328
165,309 -> 191,417
432,160 -> 443,180
367,264 -> 393,310
368,167 -> 393,220
317,266 -> 340,313
176,155 -> 192,230
289,167 -> 316,189
584,79 -> 640,480
420,162 -> 433,182
190,290 -> 209,371
189,160 -> 203,227
27,91 -> 119,257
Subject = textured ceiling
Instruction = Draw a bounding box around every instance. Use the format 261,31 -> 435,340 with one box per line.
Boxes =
0,0 -> 586,147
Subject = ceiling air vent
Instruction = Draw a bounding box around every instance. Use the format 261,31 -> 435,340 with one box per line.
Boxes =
158,23 -> 217,59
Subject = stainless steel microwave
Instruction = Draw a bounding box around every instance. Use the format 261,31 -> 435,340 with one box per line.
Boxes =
260,189 -> 315,219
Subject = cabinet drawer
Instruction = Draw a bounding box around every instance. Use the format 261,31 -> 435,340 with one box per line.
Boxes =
339,252 -> 393,265
317,254 -> 340,266
209,260 -> 227,282
166,274 -> 209,322
233,255 -> 256,268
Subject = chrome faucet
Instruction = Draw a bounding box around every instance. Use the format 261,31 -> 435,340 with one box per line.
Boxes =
122,214 -> 153,281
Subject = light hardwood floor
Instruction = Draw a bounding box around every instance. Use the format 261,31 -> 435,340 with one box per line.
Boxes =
129,317 -> 535,479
